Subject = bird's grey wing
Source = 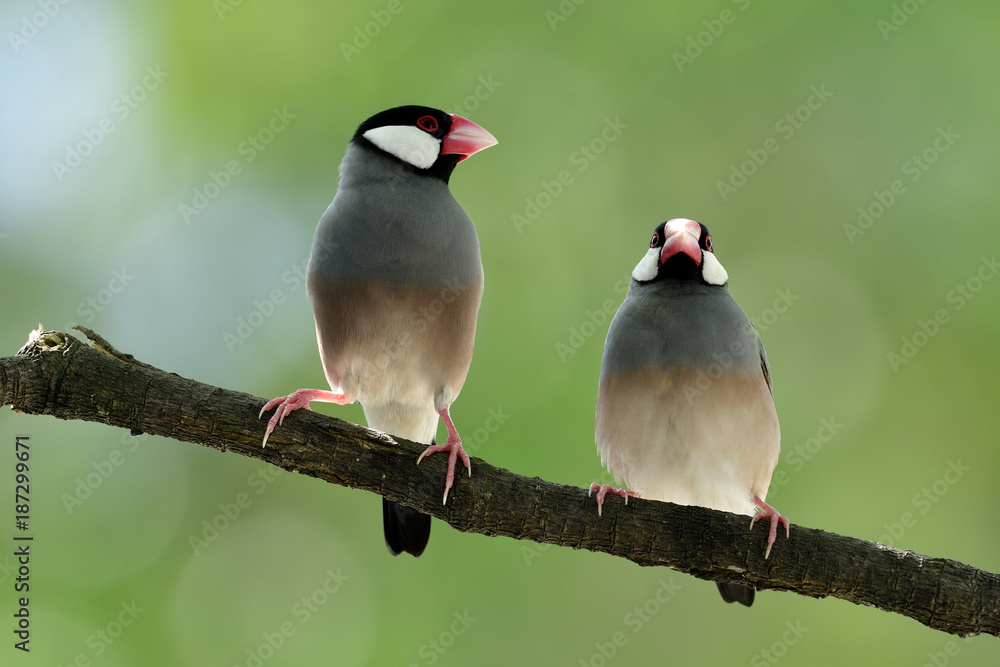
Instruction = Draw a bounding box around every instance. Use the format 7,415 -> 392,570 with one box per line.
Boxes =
756,328 -> 773,397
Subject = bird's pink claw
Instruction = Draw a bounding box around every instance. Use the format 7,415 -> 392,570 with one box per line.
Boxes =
417,406 -> 472,504
258,388 -> 348,448
417,436 -> 471,505
751,496 -> 789,559
589,483 -> 639,517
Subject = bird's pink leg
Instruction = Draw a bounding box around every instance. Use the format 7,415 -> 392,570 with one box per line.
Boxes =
416,406 -> 471,505
751,496 -> 790,559
258,389 -> 350,448
589,483 -> 640,517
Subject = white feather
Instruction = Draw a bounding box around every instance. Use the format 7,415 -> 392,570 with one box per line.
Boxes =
632,247 -> 660,281
363,125 -> 440,169
702,250 -> 728,285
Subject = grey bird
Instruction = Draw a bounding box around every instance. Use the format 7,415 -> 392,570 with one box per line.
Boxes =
592,218 -> 789,607
260,105 -> 497,557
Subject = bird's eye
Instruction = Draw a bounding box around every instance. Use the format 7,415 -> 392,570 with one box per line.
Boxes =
705,235 -> 713,252
416,115 -> 439,132
650,233 -> 659,248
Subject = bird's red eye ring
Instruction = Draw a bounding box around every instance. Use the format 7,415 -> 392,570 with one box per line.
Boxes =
650,233 -> 659,248
416,115 -> 438,132
705,235 -> 713,252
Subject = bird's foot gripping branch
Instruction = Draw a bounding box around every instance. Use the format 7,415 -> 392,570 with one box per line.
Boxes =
1,327 -> 998,638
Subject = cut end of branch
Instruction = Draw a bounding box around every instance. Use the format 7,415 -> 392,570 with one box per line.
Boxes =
17,325 -> 73,357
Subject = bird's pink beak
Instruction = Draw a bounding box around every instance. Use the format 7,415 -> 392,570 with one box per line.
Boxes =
442,114 -> 498,161
660,218 -> 702,265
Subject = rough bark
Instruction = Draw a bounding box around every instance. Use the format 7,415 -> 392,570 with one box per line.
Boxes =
1,328 -> 997,638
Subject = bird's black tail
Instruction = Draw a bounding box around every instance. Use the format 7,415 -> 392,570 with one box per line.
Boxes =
717,582 -> 755,607
383,498 -> 431,557
382,430 -> 433,557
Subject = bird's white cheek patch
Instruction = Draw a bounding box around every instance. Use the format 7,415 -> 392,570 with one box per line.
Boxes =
702,251 -> 728,285
363,125 -> 440,169
632,247 -> 660,282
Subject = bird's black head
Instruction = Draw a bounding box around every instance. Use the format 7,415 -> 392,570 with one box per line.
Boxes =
353,105 -> 497,183
632,218 -> 728,286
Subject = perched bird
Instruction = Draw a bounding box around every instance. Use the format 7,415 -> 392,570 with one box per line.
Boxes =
260,105 -> 497,557
592,218 -> 788,607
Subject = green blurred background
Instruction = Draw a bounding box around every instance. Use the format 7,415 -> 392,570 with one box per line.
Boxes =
2,0 -> 999,664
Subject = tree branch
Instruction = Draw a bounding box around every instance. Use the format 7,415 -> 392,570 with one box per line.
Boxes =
1,327 -> 997,638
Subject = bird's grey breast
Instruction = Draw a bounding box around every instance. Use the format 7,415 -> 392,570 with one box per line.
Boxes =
309,145 -> 482,286
602,280 -> 762,377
